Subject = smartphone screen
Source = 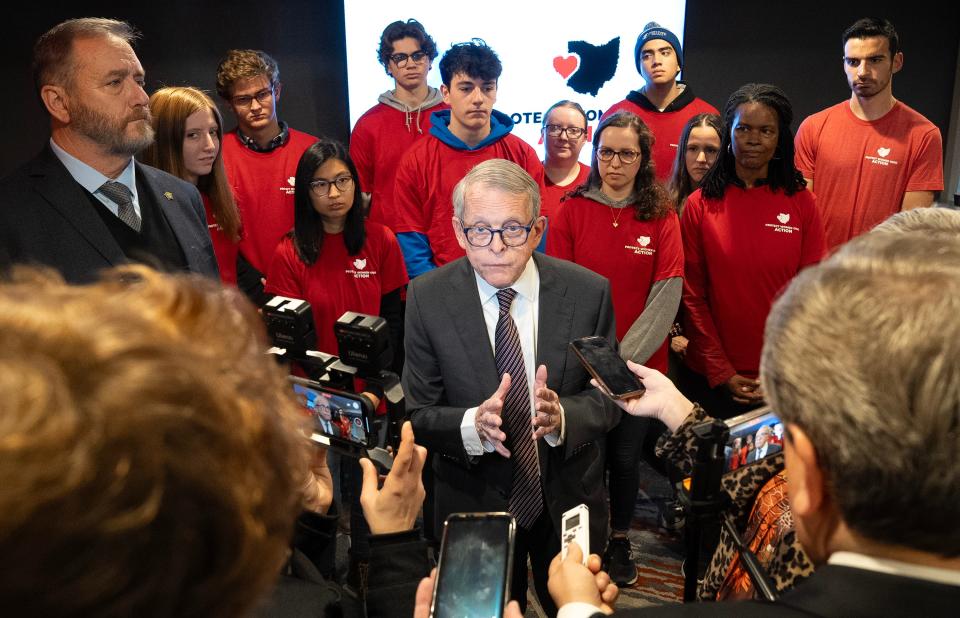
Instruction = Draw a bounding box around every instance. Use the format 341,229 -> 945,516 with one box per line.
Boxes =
291,380 -> 372,447
571,336 -> 644,399
432,514 -> 514,618
723,407 -> 783,473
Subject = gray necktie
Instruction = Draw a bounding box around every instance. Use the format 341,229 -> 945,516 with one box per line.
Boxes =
495,288 -> 544,530
99,180 -> 142,232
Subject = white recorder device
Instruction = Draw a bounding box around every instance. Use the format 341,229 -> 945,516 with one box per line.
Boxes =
561,503 -> 590,565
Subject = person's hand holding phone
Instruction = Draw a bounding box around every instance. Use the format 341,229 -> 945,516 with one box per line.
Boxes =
359,421 -> 427,534
532,364 -> 562,440
301,443 -> 334,515
547,542 -> 619,614
476,373 -> 512,457
726,374 -> 764,404
602,361 -> 695,434
413,569 -> 524,618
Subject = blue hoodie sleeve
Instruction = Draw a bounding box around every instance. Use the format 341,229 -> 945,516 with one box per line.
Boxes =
397,232 -> 436,278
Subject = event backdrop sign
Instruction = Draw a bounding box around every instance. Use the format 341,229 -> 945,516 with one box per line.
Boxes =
344,1 -> 687,163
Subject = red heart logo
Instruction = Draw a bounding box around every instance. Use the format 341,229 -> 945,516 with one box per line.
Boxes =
553,55 -> 578,79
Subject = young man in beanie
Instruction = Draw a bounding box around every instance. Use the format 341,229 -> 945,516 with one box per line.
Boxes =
602,22 -> 717,181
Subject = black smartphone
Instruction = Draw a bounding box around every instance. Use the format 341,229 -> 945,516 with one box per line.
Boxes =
570,335 -> 645,400
430,513 -> 516,618
723,407 -> 783,472
289,376 -> 376,456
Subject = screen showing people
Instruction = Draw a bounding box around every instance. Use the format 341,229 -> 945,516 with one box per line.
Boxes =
723,408 -> 783,473
292,381 -> 371,446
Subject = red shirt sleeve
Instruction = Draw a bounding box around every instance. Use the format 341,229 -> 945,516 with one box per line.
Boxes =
653,211 -> 684,283
793,115 -> 818,180
377,226 -> 410,294
263,237 -> 306,299
905,126 -> 945,192
545,200 -> 574,260
798,191 -> 827,269
350,117 -> 376,194
680,192 -> 737,387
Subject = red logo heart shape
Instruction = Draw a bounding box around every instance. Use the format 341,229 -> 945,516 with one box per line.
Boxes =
553,55 -> 578,79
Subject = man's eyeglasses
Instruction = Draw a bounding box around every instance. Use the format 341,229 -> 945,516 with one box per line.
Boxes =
597,148 -> 641,165
389,50 -> 429,68
231,88 -> 274,108
458,219 -> 536,247
309,175 -> 354,196
544,125 -> 586,139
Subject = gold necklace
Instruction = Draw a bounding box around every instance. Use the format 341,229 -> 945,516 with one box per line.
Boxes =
610,205 -> 627,228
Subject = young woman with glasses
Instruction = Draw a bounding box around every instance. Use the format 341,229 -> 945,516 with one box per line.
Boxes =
546,110 -> 683,586
540,100 -> 591,220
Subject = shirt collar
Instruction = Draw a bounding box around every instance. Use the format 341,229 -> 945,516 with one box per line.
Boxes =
829,551 -> 960,587
49,138 -> 137,197
237,120 -> 290,152
474,257 -> 540,307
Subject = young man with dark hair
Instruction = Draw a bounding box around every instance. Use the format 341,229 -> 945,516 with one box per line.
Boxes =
795,17 -> 943,250
351,19 -> 446,232
602,22 -> 717,181
216,49 -> 317,301
392,39 -> 545,278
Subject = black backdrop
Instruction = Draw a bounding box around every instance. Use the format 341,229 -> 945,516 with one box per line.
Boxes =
3,1 -> 957,178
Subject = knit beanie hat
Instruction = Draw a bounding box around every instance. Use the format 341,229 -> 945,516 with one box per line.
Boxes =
634,22 -> 683,74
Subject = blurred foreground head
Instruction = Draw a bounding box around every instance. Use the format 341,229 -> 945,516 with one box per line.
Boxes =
0,266 -> 309,617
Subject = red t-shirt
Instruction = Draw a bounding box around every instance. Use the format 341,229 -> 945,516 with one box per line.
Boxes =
547,195 -> 684,372
221,128 -> 318,273
795,101 -> 943,250
393,133 -> 545,267
350,101 -> 447,231
541,163 -> 590,220
201,193 -> 239,285
264,222 -> 408,356
681,186 -> 826,387
603,97 -> 719,182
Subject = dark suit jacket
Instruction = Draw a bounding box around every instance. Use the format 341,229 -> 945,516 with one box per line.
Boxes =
402,252 -> 621,552
747,442 -> 782,463
0,146 -> 218,283
608,564 -> 960,617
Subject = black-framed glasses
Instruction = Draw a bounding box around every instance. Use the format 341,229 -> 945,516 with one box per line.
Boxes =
389,50 -> 429,68
309,175 -> 354,196
231,87 -> 274,108
597,148 -> 640,164
458,218 -> 536,247
544,124 -> 586,139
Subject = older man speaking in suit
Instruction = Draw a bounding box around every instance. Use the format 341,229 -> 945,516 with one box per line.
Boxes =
403,158 -> 620,616
0,18 -> 217,283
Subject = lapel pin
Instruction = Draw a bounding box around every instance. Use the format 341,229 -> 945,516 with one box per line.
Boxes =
163,191 -> 174,201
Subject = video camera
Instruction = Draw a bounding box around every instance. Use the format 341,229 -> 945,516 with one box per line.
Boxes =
262,295 -> 404,468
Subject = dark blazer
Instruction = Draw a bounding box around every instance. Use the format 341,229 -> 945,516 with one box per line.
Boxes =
747,442 -> 782,463
0,146 -> 218,283
608,564 -> 960,617
402,252 -> 621,552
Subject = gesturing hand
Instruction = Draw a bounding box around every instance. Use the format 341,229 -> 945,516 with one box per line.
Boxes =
359,421 -> 427,534
532,364 -> 561,440
477,373 -> 512,457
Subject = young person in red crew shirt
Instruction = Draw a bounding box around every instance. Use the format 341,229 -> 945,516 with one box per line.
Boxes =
540,100 -> 590,220
216,49 -> 318,302
682,83 -> 825,419
795,18 -> 943,251
393,39 -> 545,278
350,19 -> 446,232
602,22 -> 718,182
141,87 -> 242,284
264,139 -> 407,361
547,110 -> 683,587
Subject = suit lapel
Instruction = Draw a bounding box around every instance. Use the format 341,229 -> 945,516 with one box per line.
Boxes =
442,259 -> 500,397
28,147 -> 125,265
137,164 -> 206,273
534,254 -> 575,391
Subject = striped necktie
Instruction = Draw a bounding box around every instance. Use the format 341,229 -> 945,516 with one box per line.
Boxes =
495,287 -> 544,529
99,180 -> 142,232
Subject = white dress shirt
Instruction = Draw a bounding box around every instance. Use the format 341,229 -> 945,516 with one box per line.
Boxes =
459,257 -> 565,455
49,138 -> 141,219
829,551 -> 960,587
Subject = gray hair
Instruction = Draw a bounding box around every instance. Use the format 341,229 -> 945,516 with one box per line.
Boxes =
761,230 -> 960,556
872,206 -> 960,236
33,18 -> 138,95
452,159 -> 541,221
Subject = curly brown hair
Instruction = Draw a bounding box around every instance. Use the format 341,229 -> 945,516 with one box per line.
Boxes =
215,49 -> 280,99
0,265 -> 310,617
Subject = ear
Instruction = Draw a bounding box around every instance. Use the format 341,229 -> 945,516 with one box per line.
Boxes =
440,84 -> 450,105
892,51 -> 904,74
273,81 -> 283,101
528,215 -> 546,247
783,424 -> 825,518
40,85 -> 71,124
452,215 -> 467,251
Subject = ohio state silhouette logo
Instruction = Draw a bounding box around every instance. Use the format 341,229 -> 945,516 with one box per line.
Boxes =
553,37 -> 619,96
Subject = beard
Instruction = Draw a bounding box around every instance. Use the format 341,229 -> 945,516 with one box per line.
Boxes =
70,98 -> 155,156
